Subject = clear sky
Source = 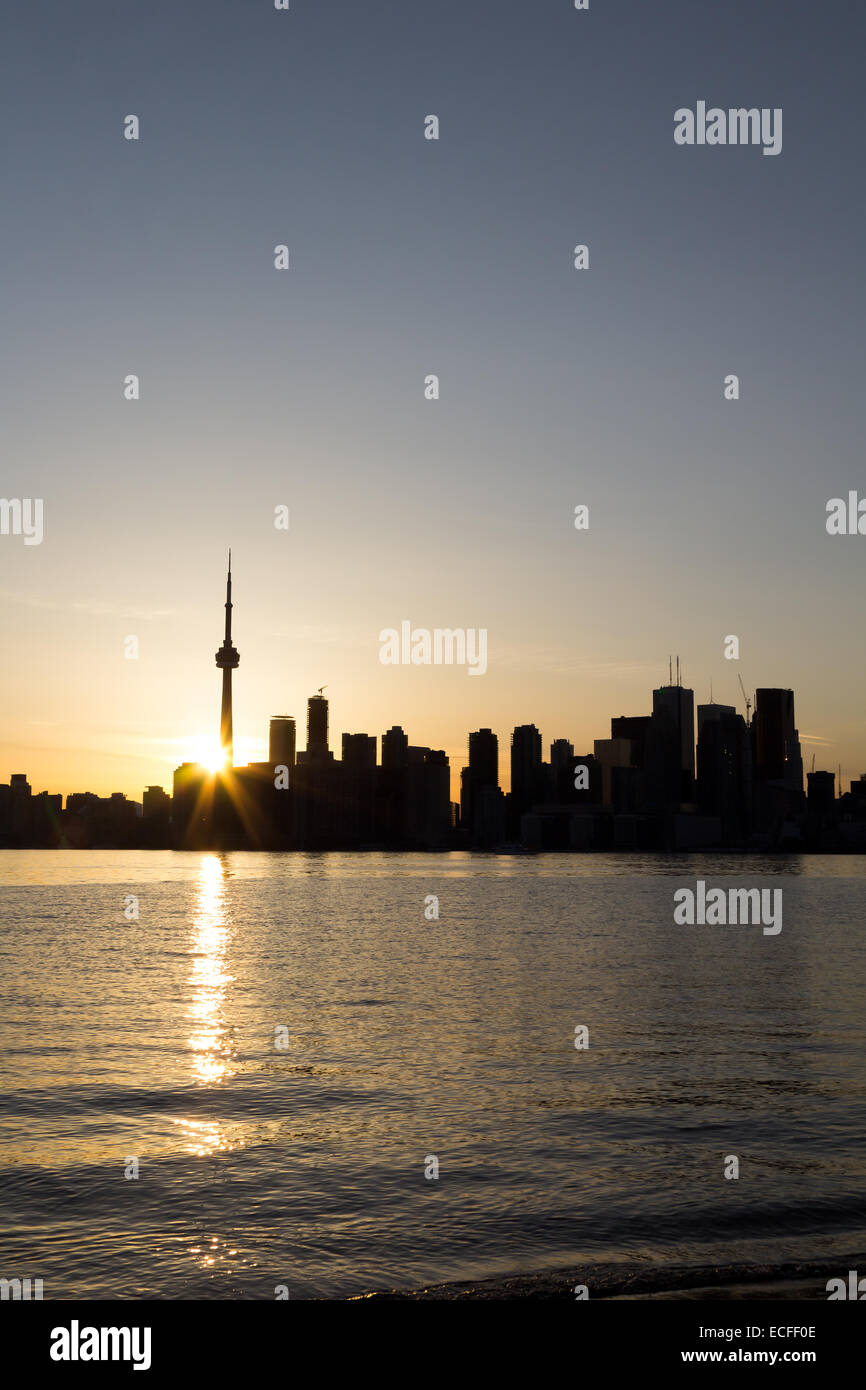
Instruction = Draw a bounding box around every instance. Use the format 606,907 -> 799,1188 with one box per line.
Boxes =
2,0 -> 865,801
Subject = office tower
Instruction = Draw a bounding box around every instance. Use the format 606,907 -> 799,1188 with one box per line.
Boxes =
549,739 -> 574,772
696,710 -> 751,842
142,786 -> 170,818
754,689 -> 796,783
402,748 -> 450,846
785,732 -> 804,796
549,738 -> 575,801
214,552 -> 240,765
381,725 -> 409,769
807,770 -> 835,807
593,738 -> 633,808
306,691 -> 329,759
696,702 -> 737,742
471,728 -> 499,786
511,725 -> 542,804
461,728 -> 499,833
172,762 -> 214,848
269,716 -> 296,771
141,785 -> 171,848
9,773 -> 31,837
652,683 -> 695,789
610,715 -> 652,768
342,733 -> 377,769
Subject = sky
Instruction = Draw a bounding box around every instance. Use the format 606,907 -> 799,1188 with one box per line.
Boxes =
2,0 -> 865,801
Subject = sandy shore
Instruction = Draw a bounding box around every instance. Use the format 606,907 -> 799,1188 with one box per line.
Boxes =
357,1255 -> 866,1300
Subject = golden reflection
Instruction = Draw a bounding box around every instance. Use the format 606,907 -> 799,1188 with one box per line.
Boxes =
184,854 -> 237,1155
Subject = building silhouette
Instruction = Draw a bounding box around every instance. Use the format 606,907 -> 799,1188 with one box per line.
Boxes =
4,562 -> 864,854
214,553 -> 240,766
381,726 -> 409,770
269,716 -> 296,777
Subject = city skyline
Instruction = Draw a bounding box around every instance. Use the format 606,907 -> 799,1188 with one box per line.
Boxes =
2,0 -> 865,805
0,551 -> 860,806
2,557 -> 864,860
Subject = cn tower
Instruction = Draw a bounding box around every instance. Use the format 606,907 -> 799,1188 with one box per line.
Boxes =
215,551 -> 240,766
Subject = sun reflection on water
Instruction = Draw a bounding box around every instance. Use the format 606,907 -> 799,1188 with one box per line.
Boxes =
184,854 -> 237,1156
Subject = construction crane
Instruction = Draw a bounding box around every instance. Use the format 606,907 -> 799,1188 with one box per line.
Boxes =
317,685 -> 327,697
738,674 -> 752,727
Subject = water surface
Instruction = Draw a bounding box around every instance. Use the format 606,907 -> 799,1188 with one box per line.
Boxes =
1,851 -> 864,1298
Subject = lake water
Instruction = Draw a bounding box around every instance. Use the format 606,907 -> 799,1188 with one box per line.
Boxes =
1,851 -> 865,1298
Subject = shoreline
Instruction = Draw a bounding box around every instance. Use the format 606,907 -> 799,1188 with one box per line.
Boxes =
356,1254 -> 866,1301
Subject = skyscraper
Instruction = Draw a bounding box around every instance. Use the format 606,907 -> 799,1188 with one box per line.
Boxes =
461,728 -> 499,831
381,726 -> 409,769
302,690 -> 332,764
510,724 -> 544,826
342,733 -> 377,769
269,716 -> 296,772
696,709 -> 751,841
648,682 -> 695,803
214,552 -> 240,766
754,689 -> 796,783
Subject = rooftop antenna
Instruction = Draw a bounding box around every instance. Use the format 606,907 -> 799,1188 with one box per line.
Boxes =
737,674 -> 752,727
669,655 -> 673,685
709,678 -> 713,704
676,655 -> 681,687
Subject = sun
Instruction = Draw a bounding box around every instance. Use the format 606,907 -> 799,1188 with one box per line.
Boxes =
189,735 -> 228,775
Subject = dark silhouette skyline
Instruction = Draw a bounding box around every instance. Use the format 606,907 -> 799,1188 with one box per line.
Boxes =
2,559 -> 866,853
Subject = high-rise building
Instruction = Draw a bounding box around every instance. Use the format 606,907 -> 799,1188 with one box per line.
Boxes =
696,710 -> 751,841
807,770 -> 835,807
470,728 -> 499,786
593,738 -> 633,808
511,725 -> 542,803
304,691 -> 331,762
549,738 -> 576,800
549,739 -> 574,772
653,684 -> 695,786
461,728 -> 499,832
9,773 -> 31,837
754,689 -> 796,783
610,715 -> 652,768
342,733 -> 377,769
696,702 -> 737,742
214,552 -> 240,766
269,716 -> 296,772
381,725 -> 409,769
142,786 -> 170,818
407,748 -> 451,846
172,762 -> 214,848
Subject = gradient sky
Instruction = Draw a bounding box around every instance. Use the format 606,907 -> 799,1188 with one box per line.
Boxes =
2,0 -> 865,800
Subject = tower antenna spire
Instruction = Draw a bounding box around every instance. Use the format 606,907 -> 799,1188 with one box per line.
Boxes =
215,551 -> 240,766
